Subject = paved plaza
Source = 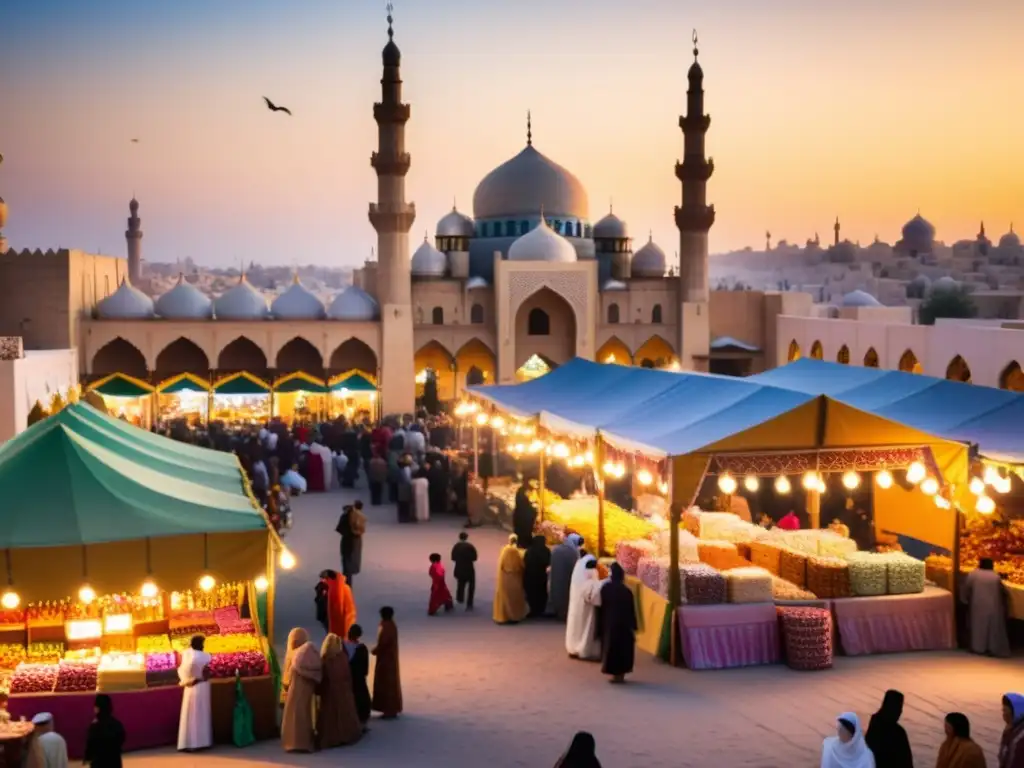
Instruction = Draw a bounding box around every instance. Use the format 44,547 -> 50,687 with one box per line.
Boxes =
126,489 -> 1016,767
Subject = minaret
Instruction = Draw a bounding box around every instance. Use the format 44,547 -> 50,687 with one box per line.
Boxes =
765,230 -> 772,251
368,4 -> 416,416
674,30 -> 714,370
833,216 -> 840,247
126,197 -> 142,284
0,153 -> 8,253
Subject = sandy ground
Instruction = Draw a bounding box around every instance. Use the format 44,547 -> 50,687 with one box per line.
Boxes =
124,487 -> 1016,767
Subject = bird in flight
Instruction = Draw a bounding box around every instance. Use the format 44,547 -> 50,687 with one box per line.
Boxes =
263,97 -> 292,116
130,138 -> 139,143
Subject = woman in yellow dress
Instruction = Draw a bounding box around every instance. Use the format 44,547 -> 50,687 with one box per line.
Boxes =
493,534 -> 527,624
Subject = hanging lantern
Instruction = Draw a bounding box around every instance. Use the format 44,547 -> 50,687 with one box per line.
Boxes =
994,474 -> 1012,495
774,476 -> 791,494
743,475 -> 759,492
920,477 -> 939,496
875,470 -> 894,489
975,495 -> 995,515
906,461 -> 926,484
802,471 -> 820,491
0,591 -> 19,610
841,470 -> 861,490
198,574 -> 216,592
718,473 -> 738,495
475,413 -> 488,426
140,580 -> 159,599
983,465 -> 1000,486
637,469 -> 654,486
968,476 -> 985,496
78,585 -> 97,605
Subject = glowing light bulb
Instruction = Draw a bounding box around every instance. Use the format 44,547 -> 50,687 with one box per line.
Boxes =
920,476 -> 939,496
254,575 -> 269,592
584,451 -> 594,465
875,470 -> 893,489
140,580 -> 159,599
983,465 -> 1000,486
994,475 -> 1012,495
969,477 -> 985,496
718,473 -> 738,495
489,416 -> 505,429
842,470 -> 861,490
78,585 -> 97,605
657,482 -> 669,495
637,469 -> 653,486
906,462 -> 926,485
802,471 -> 820,491
0,591 -> 19,610
279,550 -> 297,570
198,574 -> 216,592
528,440 -> 545,454
774,476 -> 791,494
975,495 -> 995,515
615,463 -> 627,478
934,496 -> 951,509
602,462 -> 616,476
475,413 -> 488,426
572,455 -> 585,467
553,443 -> 570,459
743,475 -> 760,492
816,478 -> 827,494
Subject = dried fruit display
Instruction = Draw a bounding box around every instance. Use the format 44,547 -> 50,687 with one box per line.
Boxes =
27,642 -> 64,664
26,602 -> 66,627
168,611 -> 217,637
957,518 -> 1024,585
0,644 -> 25,671
208,650 -> 266,678
10,663 -> 58,694
806,556 -> 852,599
724,567 -> 773,604
845,553 -> 887,596
55,660 -> 98,692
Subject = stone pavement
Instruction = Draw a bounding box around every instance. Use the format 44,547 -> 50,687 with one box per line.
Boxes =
125,488 -> 1017,767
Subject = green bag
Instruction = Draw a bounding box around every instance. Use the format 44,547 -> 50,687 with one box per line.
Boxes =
232,673 -> 256,748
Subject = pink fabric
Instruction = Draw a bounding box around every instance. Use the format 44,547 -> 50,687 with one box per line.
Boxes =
832,587 -> 954,656
678,603 -> 780,670
9,685 -> 183,759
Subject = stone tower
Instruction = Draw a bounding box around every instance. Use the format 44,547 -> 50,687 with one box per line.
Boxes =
834,216 -> 840,247
0,154 -> 7,253
126,197 -> 143,284
368,5 -> 416,416
674,31 -> 714,370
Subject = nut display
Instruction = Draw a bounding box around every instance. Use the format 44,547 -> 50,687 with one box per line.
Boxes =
724,567 -> 774,604
55,660 -> 98,692
10,663 -> 58,694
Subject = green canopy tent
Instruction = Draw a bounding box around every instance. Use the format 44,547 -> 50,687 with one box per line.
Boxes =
88,373 -> 154,398
214,373 -> 271,396
274,377 -> 327,394
330,373 -> 377,393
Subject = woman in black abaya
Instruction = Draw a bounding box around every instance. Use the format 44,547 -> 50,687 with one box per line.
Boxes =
522,535 -> 551,617
598,562 -> 637,683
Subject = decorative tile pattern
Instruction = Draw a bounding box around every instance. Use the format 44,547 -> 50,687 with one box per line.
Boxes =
0,336 -> 23,361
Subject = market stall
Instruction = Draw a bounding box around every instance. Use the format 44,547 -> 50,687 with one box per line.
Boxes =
330,371 -> 378,421
86,373 -> 154,427
274,371 -> 328,424
211,372 -> 272,425
0,403 -> 291,755
156,373 -> 210,425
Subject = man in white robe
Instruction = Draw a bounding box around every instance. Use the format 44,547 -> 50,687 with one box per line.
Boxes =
565,555 -> 604,660
30,712 -> 68,768
177,635 -> 213,751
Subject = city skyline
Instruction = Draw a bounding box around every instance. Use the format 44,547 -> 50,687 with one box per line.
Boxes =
2,0 -> 1022,267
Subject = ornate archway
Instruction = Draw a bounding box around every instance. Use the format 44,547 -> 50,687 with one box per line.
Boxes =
946,355 -> 972,383
329,338 -> 377,375
837,345 -> 850,365
787,340 -> 801,362
217,336 -> 267,372
809,341 -> 823,360
514,288 -> 577,369
1000,361 -> 1024,391
899,349 -> 922,374
455,339 -> 495,394
276,337 -> 323,376
415,341 -> 456,401
92,338 -> 147,378
634,335 -> 675,368
597,337 -> 633,365
863,347 -> 879,368
155,337 -> 209,379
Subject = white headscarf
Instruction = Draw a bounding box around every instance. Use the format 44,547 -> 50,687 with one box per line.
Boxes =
821,713 -> 875,768
564,533 -> 583,549
570,554 -> 597,588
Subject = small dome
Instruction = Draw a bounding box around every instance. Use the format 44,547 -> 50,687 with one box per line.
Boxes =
97,276 -> 155,319
436,207 -> 474,239
602,279 -> 628,292
155,273 -> 213,320
593,210 -> 628,239
932,276 -> 960,293
328,286 -> 379,321
910,274 -> 932,289
473,144 -> 589,220
411,236 -> 447,277
465,276 -> 489,290
999,227 -> 1020,250
507,217 -> 577,263
842,289 -> 882,307
271,276 -> 325,320
213,274 -> 268,320
631,235 -> 667,277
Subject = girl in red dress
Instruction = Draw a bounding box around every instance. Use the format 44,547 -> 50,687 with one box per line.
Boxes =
427,553 -> 454,616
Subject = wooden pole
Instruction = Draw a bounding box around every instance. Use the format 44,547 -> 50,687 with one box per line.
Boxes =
596,434 -> 606,557
472,422 -> 479,476
538,454 -> 546,523
266,539 -> 276,644
951,494 -> 962,647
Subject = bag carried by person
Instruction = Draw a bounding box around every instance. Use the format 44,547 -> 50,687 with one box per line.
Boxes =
232,672 -> 256,747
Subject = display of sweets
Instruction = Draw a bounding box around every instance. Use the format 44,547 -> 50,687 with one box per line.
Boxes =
97,653 -> 145,692
145,652 -> 177,673
816,533 -> 859,559
655,528 -> 699,562
170,583 -> 242,613
526,487 -> 562,512
130,598 -> 164,623
537,520 -> 567,546
198,634 -> 261,654
615,539 -> 657,575
55,659 -> 98,692
26,602 -> 67,626
27,642 -> 64,663
845,552 -> 888,596
777,606 -> 833,671
168,611 -> 218,636
208,650 -> 266,678
66,601 -> 101,620
806,556 -> 852,599
0,644 -> 25,671
697,540 -> 747,571
749,541 -> 784,575
724,567 -> 774,604
779,548 -> 810,588
955,518 -> 1024,585
882,552 -> 926,594
636,556 -> 666,594
683,510 -> 747,539
679,564 -> 727,605
10,663 -> 58,694
545,498 -> 657,554
0,608 -> 25,627
213,606 -> 254,635
771,576 -> 816,601
136,634 -> 172,653
924,555 -> 955,590
64,647 -> 101,661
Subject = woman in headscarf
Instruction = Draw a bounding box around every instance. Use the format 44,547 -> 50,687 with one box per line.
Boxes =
1000,693 -> 1024,768
821,713 -> 875,768
865,689 -> 913,768
371,606 -> 403,719
523,535 -> 551,618
281,640 -> 322,752
548,533 -> 583,620
512,483 -> 537,547
83,694 -> 125,768
281,627 -> 309,706
323,570 -> 357,640
566,556 -> 603,661
936,713 -> 987,768
554,731 -> 602,767
599,562 -> 637,683
317,633 -> 363,749
493,534 -> 528,624
963,558 -> 1011,658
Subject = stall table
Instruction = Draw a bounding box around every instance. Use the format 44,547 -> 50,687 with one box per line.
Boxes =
831,586 -> 954,656
677,603 -> 780,670
8,676 -> 276,758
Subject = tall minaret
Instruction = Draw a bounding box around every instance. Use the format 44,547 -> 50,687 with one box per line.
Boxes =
674,30 -> 714,370
126,197 -> 143,284
834,216 -> 840,247
0,153 -> 8,254
368,4 -> 416,415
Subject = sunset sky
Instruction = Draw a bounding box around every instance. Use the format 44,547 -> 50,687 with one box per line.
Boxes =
2,0 -> 1022,268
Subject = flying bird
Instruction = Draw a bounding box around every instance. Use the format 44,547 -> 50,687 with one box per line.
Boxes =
263,97 -> 292,116
130,138 -> 139,143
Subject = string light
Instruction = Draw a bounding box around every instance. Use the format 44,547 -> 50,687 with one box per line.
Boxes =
637,469 -> 654,486
816,478 -> 827,494
198,574 -> 216,592
571,455 -> 585,467
920,477 -> 939,496
842,470 -> 861,490
743,475 -> 759,492
489,416 -> 505,429
983,465 -> 1000,486
475,413 -> 488,426
552,443 -> 570,459
802,471 -> 820,491
279,550 -> 297,570
78,585 -> 97,604
875,470 -> 893,489
975,495 -> 995,515
603,461 -> 616,476
584,450 -> 594,465
934,496 -> 951,510
718,473 -> 738,495
140,580 -> 159,599
774,476 -> 792,494
994,474 -> 1012,495
657,481 -> 669,495
254,576 -> 269,593
0,591 -> 19,610
528,440 -> 545,454
969,476 -> 985,496
906,462 -> 926,485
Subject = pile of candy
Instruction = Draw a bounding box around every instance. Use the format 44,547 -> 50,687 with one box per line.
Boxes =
136,635 -> 172,653
10,663 -> 58,694
209,651 -> 266,678
213,607 -> 254,636
199,634 -> 261,654
0,644 -> 25,671
777,606 -> 833,671
679,564 -> 727,605
724,567 -> 773,604
615,539 -> 657,575
55,660 -> 98,692
27,642 -> 64,664
169,611 -> 218,637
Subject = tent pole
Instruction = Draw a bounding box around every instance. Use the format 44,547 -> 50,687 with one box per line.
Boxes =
472,422 -> 479,477
267,539 -> 277,644
951,498 -> 962,647
538,454 -> 546,523
596,434 -> 606,557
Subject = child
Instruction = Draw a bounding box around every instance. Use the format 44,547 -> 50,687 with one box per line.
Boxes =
427,553 -> 454,615
451,531 -> 478,610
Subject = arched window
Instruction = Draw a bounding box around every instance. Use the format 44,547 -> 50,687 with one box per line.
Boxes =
575,221 -> 582,238
431,307 -> 444,325
528,308 -> 550,336
466,366 -> 485,386
651,304 -> 663,324
837,345 -> 850,365
787,340 -> 801,362
863,347 -> 880,368
520,220 -> 529,235
1000,361 -> 1024,391
899,349 -> 922,374
810,341 -> 823,360
470,303 -> 484,324
607,303 -> 620,324
946,355 -> 972,383
480,222 -> 488,237
493,222 -> 503,237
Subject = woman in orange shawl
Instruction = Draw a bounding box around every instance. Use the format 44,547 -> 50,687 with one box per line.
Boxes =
322,570 -> 357,640
936,713 -> 987,768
